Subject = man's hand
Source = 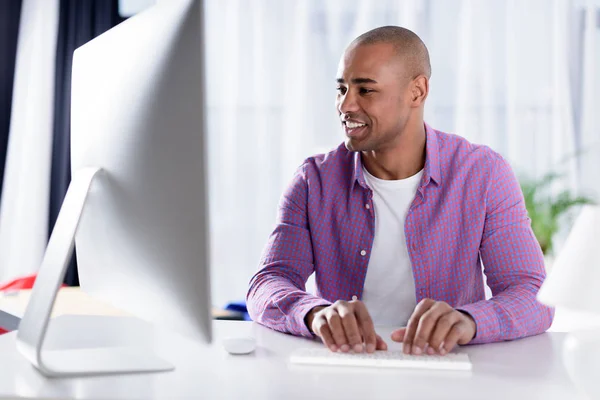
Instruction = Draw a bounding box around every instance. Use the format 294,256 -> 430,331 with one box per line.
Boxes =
305,300 -> 387,353
391,298 -> 476,356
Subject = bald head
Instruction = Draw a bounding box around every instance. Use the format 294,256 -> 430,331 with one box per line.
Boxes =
349,26 -> 431,79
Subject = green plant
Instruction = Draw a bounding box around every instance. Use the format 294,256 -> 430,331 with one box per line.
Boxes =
520,172 -> 596,255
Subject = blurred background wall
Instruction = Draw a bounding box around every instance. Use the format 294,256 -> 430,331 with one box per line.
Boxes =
1,0 -> 598,307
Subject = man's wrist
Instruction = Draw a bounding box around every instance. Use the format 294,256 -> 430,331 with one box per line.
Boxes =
457,310 -> 477,339
305,306 -> 327,333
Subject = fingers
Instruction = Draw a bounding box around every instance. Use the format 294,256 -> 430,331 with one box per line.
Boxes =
312,300 -> 383,353
397,300 -> 477,356
442,323 -> 470,354
412,302 -> 453,353
312,316 -> 337,352
430,312 -> 476,354
353,301 -> 377,353
375,334 -> 388,351
338,305 -> 362,352
390,327 -> 405,342
402,298 -> 436,354
428,312 -> 460,354
326,311 -> 350,352
313,299 -> 476,356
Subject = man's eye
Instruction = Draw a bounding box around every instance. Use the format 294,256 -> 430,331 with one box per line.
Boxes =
336,86 -> 346,94
360,88 -> 373,94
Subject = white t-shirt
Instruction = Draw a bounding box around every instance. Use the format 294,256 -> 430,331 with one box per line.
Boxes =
361,166 -> 423,327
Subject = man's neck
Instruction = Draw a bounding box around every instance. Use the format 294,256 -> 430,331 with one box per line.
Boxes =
361,123 -> 426,181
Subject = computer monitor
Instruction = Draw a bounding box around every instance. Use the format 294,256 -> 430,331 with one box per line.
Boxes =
16,0 -> 211,377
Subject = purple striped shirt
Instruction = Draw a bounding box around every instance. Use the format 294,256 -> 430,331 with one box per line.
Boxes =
247,124 -> 554,344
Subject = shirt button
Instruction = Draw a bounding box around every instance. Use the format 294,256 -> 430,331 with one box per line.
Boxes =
365,203 -> 370,209
360,250 -> 367,256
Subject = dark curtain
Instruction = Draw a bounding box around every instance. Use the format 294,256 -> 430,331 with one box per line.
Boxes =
50,0 -> 126,286
0,0 -> 23,201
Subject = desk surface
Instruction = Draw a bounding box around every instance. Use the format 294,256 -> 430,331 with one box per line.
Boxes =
0,288 -> 239,320
0,315 -> 585,400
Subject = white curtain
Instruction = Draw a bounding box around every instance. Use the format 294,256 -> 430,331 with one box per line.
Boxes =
204,0 -> 600,306
579,0 -> 600,198
0,0 -> 59,283
2,0 -> 598,306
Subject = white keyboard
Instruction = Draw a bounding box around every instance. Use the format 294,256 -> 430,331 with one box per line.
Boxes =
289,348 -> 472,371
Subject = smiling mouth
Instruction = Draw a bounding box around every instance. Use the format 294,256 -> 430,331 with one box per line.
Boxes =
343,121 -> 368,138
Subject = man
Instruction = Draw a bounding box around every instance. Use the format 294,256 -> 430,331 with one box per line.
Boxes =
247,26 -> 553,356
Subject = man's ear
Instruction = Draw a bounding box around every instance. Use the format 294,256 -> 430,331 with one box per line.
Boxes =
411,75 -> 429,106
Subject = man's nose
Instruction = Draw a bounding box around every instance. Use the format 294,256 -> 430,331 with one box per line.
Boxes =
337,91 -> 359,114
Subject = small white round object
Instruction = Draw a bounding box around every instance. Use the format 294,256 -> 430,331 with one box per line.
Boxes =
222,337 -> 256,355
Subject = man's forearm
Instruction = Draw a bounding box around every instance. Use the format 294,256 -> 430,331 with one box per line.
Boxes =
247,269 -> 331,337
456,284 -> 554,344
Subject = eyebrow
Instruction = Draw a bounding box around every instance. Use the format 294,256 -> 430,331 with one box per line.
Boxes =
336,77 -> 378,85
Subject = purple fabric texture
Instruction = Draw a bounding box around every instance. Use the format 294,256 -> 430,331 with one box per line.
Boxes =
247,124 -> 554,343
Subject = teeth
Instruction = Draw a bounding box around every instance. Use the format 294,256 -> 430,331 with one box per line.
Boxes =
346,121 -> 366,129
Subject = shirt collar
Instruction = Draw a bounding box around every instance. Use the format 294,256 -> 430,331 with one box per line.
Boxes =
423,122 -> 442,186
351,122 -> 442,190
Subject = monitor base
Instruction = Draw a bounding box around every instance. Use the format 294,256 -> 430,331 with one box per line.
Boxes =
15,168 -> 174,377
30,346 -> 174,378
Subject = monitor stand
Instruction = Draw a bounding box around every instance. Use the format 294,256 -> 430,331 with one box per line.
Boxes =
15,167 -> 174,377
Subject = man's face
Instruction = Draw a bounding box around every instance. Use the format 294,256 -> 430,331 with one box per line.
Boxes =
336,43 -> 413,152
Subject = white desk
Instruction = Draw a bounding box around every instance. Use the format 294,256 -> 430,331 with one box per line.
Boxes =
0,314 -> 586,399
